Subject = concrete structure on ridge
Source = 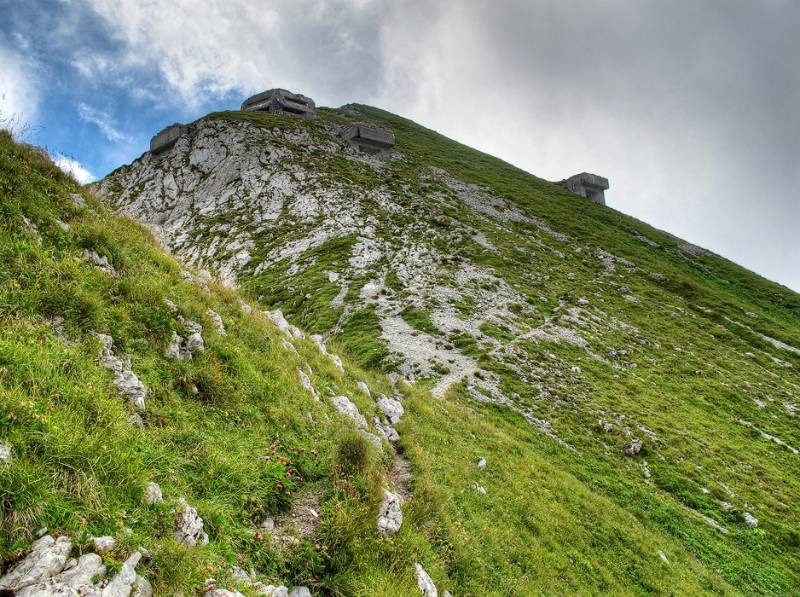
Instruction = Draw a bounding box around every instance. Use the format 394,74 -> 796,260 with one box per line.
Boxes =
556,172 -> 609,205
150,124 -> 187,155
240,89 -> 316,119
339,123 -> 396,156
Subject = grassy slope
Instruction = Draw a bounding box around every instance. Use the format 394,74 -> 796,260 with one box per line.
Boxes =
4,97 -> 800,597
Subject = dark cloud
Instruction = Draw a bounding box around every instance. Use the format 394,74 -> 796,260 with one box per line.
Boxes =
1,0 -> 798,289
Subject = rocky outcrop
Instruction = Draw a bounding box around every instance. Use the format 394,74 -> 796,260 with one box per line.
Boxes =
415,564 -> 438,597
174,497 -> 209,546
330,396 -> 368,429
376,395 -> 404,425
206,308 -> 227,335
95,333 -> 147,411
0,535 -> 147,597
84,249 -> 118,277
144,481 -> 163,504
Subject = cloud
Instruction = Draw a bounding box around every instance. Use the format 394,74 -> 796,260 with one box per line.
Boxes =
53,153 -> 96,184
77,102 -> 129,142
0,45 -> 40,136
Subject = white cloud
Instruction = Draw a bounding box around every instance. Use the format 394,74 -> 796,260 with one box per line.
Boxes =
78,102 -> 129,142
53,153 -> 96,184
0,45 -> 40,136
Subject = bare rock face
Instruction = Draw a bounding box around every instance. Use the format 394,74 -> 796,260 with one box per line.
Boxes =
330,396 -> 368,429
376,395 -> 404,425
102,551 -> 142,597
95,333 -> 147,411
174,497 -> 209,546
376,489 -> 404,535
415,564 -> 438,597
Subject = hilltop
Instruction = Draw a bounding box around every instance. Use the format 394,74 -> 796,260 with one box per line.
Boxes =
1,94 -> 799,595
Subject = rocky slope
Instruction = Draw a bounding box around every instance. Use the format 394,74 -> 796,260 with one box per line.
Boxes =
1,96 -> 799,595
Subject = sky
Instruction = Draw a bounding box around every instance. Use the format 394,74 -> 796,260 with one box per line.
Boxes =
1,0 -> 798,291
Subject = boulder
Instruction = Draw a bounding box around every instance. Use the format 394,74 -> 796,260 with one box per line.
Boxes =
288,588 -> 312,597
624,439 -> 643,456
0,535 -> 72,592
376,395 -> 404,425
144,482 -> 163,505
92,536 -> 116,552
356,381 -> 371,397
330,396 -> 368,429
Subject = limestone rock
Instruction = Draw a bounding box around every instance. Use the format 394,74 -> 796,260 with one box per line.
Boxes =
206,591 -> 246,597
52,552 -> 105,588
376,395 -> 404,425
477,458 -> 486,469
0,535 -> 72,592
360,430 -> 383,451
92,536 -> 116,552
95,333 -> 147,411
164,331 -> 186,360
267,310 -> 304,339
144,482 -> 163,505
83,249 -> 118,277
298,370 -> 320,400
102,551 -> 142,597
330,396 -> 368,429
658,550 -> 669,563
376,489 -> 403,535
174,497 -> 209,546
415,564 -> 438,597
356,381 -> 371,397
131,574 -> 153,597
373,417 -> 400,444
259,517 -> 275,531
253,586 -> 288,597
624,439 -> 643,456
179,318 -> 205,355
473,482 -> 487,495
70,193 -> 86,208
742,512 -> 759,527
0,443 -> 11,463
206,308 -> 227,335
288,587 -> 312,597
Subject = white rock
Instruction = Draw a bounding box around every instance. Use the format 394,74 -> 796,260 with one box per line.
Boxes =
205,308 -> 227,335
92,536 -> 116,552
330,396 -> 368,429
415,563 -> 438,597
131,574 -> 153,597
282,339 -> 297,354
0,535 -> 72,592
102,551 -> 142,597
95,333 -> 147,411
360,430 -> 384,451
144,482 -> 163,505
206,590 -> 246,597
742,512 -> 759,527
174,497 -> 209,546
259,517 -> 275,531
253,585 -> 288,597
356,381 -> 371,397
298,370 -> 319,400
477,458 -> 486,469
52,552 -> 105,588
473,482 -> 487,495
164,331 -> 186,360
70,193 -> 86,208
376,395 -> 404,425
377,489 -> 403,535
288,588 -> 311,597
373,417 -> 400,444
83,249 -> 118,277
658,550 -> 669,563
0,443 -> 11,463
329,354 -> 344,374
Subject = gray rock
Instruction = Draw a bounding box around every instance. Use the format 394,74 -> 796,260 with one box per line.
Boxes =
288,588 -> 312,597
70,193 -> 86,208
52,552 -> 105,588
624,439 -> 643,456
415,564 -> 438,597
360,430 -> 384,451
742,512 -> 759,527
376,395 -> 404,425
131,574 -> 152,597
473,482 -> 487,495
259,517 -> 275,531
206,591 -> 245,597
92,536 -> 116,552
376,489 -> 403,535
356,381 -> 371,397
83,249 -> 118,277
101,551 -> 141,597
477,458 -> 486,470
205,308 -> 227,335
330,396 -> 368,429
174,497 -> 209,546
0,535 -> 72,591
298,370 -> 319,400
0,443 -> 11,463
373,417 -> 400,444
95,333 -> 147,411
658,550 -> 669,563
144,482 -> 163,505
164,331 -> 186,360
253,586 -> 288,597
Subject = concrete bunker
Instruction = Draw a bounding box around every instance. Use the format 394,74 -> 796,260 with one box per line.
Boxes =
241,89 -> 316,119
339,123 -> 396,156
150,123 -> 187,154
556,172 -> 609,205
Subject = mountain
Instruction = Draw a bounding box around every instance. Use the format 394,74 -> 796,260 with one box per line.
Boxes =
1,97 -> 799,595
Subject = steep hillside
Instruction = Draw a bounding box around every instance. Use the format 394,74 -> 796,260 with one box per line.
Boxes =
1,93 -> 798,595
